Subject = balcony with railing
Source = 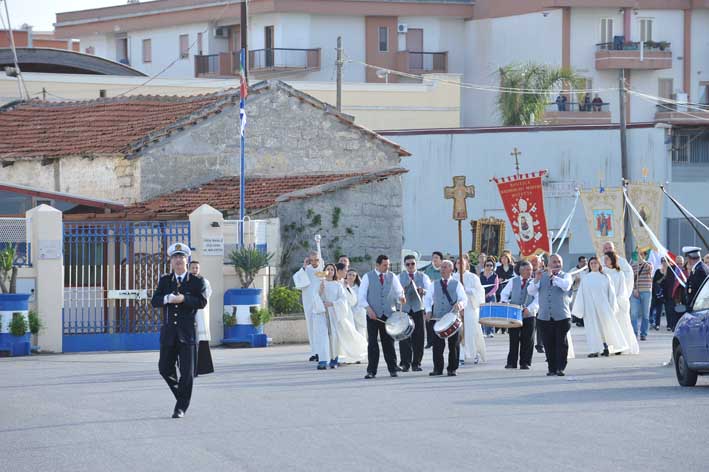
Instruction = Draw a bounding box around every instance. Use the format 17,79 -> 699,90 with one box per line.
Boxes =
396,51 -> 448,75
655,103 -> 709,125
542,101 -> 611,125
595,40 -> 672,70
195,48 -> 321,78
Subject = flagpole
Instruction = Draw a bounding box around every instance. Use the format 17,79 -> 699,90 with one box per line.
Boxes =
239,47 -> 247,247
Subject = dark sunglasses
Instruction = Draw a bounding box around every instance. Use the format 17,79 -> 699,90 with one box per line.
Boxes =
405,262 -> 416,266
485,264 -> 494,267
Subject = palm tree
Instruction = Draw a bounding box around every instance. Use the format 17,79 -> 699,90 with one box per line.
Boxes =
497,63 -> 584,126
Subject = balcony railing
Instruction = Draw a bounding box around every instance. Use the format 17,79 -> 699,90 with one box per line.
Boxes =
404,51 -> 448,74
655,102 -> 709,125
248,48 -> 321,72
595,40 -> 672,70
542,101 -> 611,125
547,101 -> 610,113
195,48 -> 321,78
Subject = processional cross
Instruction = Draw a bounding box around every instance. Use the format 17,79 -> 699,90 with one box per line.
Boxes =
444,176 -> 475,287
510,147 -> 522,176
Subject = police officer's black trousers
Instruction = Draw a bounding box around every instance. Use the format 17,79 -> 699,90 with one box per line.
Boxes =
159,341 -> 194,412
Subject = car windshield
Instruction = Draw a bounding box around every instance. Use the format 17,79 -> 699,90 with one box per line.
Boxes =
691,278 -> 709,312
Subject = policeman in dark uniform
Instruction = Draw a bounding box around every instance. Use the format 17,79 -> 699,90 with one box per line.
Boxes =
683,246 -> 709,309
152,243 -> 207,418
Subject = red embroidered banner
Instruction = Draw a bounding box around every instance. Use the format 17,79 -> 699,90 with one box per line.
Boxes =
492,171 -> 550,258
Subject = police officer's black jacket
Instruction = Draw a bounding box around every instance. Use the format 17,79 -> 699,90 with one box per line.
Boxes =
686,262 -> 709,310
151,272 -> 208,346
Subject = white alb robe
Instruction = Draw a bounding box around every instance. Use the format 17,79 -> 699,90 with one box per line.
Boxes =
295,262 -> 326,356
453,271 -> 487,363
345,284 -> 367,340
321,281 -> 367,363
572,272 -> 628,354
196,278 -> 212,342
606,268 -> 640,355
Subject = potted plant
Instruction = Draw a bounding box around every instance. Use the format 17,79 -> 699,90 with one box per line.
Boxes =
28,310 -> 42,351
0,245 -> 32,357
223,247 -> 273,347
658,41 -> 670,51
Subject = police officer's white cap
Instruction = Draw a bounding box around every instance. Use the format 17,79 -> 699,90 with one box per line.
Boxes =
682,246 -> 701,258
168,242 -> 191,258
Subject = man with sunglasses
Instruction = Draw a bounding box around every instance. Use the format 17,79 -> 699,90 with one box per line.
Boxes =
398,255 -> 432,372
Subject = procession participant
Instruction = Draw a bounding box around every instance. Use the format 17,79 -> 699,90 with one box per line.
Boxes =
454,255 -> 486,365
683,246 -> 709,308
603,241 -> 634,298
650,259 -> 668,331
571,257 -> 628,357
423,251 -> 444,348
345,270 -> 367,340
604,251 -> 640,355
670,256 -> 688,330
358,255 -> 406,379
528,254 -> 573,376
321,263 -> 367,366
189,261 -> 214,377
500,260 -> 538,369
398,254 -> 432,372
495,252 -> 515,334
531,255 -> 546,353
293,235 -> 324,362
479,257 -> 499,338
570,256 -> 587,326
630,250 -> 654,340
152,243 -> 207,418
424,260 -> 468,377
338,255 -> 351,273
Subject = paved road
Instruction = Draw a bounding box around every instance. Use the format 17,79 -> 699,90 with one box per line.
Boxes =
1,328 -> 707,472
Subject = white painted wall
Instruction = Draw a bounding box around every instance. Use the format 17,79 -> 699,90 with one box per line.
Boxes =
462,10 -> 563,127
78,33 -> 114,60
391,126 -> 674,259
129,23 -> 208,78
399,16 -> 466,76
307,15 -> 366,82
691,10 -> 709,103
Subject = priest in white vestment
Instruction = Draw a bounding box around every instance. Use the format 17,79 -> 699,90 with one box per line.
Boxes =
604,251 -> 640,355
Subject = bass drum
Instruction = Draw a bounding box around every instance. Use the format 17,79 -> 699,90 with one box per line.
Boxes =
385,311 -> 415,342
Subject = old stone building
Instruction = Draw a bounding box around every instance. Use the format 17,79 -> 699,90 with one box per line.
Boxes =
0,80 -> 410,272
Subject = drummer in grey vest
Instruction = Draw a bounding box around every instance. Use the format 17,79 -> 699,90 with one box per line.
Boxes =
398,255 -> 432,372
528,254 -> 573,376
424,260 -> 467,376
358,255 -> 406,379
500,260 -> 539,370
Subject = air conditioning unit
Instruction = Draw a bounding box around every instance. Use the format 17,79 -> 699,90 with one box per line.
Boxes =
397,23 -> 408,34
214,27 -> 230,38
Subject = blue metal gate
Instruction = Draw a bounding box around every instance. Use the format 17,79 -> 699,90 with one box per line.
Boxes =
62,221 -> 190,352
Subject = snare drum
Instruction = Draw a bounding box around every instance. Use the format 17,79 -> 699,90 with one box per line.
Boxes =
433,311 -> 462,339
479,303 -> 523,329
385,311 -> 414,342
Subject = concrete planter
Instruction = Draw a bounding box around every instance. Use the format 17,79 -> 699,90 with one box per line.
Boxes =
223,288 -> 267,347
264,314 -> 309,345
0,293 -> 32,356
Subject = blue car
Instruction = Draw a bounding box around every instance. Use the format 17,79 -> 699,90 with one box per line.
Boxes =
673,278 -> 709,386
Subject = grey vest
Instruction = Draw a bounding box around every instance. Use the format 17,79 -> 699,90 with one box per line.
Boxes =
536,272 -> 571,321
432,278 -> 460,320
366,270 -> 395,318
509,277 -> 534,310
400,271 -> 426,313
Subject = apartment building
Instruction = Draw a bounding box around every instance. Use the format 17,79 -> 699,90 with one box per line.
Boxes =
1,28 -> 79,50
53,0 -> 473,83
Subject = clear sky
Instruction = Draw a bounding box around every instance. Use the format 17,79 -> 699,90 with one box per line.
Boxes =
5,0 -> 125,31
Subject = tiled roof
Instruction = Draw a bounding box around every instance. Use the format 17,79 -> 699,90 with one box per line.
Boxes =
0,80 -> 410,161
125,168 -> 407,218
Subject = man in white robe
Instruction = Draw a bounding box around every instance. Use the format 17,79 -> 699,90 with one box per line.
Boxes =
293,235 -> 328,364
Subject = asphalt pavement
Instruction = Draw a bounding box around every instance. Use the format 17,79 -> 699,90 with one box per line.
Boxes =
0,327 -> 707,472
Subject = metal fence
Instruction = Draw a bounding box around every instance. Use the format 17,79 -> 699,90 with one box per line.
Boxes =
667,217 -> 709,255
0,217 -> 31,266
672,129 -> 709,165
62,221 -> 190,351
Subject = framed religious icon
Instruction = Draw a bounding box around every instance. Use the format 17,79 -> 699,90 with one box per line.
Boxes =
471,217 -> 506,257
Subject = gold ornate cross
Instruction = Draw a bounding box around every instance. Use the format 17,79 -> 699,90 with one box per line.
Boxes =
510,147 -> 522,176
444,175 -> 475,221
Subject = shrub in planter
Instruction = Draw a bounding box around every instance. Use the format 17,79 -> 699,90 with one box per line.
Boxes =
228,247 -> 273,288
249,307 -> 272,327
223,310 -> 237,327
0,245 -> 18,294
28,310 -> 42,335
9,312 -> 28,337
268,286 -> 303,314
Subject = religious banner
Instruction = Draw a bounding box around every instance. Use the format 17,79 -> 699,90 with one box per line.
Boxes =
492,171 -> 550,258
580,187 -> 625,258
627,182 -> 663,252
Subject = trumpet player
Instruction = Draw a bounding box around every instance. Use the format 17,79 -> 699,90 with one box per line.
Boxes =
398,254 -> 432,372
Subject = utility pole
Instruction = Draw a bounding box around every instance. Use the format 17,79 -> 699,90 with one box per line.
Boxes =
41,87 -> 46,100
336,36 -> 343,113
240,0 -> 248,82
618,68 -> 634,257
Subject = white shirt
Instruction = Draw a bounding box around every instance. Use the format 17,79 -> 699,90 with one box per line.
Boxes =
528,271 -> 573,294
424,276 -> 468,313
500,275 -> 539,315
357,269 -> 404,310
163,271 -> 188,305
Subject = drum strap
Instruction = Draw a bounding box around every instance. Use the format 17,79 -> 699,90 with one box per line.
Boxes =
441,281 -> 455,306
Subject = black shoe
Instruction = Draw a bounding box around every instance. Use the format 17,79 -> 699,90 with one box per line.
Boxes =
615,352 -> 622,356
546,372 -> 556,376
172,409 -> 185,419
535,345 -> 545,353
520,364 -> 530,370
556,370 -> 565,376
654,326 -> 660,331
504,364 -> 517,369
309,355 -> 318,362
390,371 -> 398,378
429,371 -> 443,376
602,348 -> 610,357
425,344 -> 433,349
640,335 -> 647,341
447,371 -> 457,377
401,365 -> 410,372
587,353 -> 599,358
395,366 -> 403,372
412,365 -> 423,372
317,364 -> 327,370
667,327 -> 672,332
364,372 -> 376,379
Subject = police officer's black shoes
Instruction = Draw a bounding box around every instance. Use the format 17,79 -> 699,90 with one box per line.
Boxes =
172,409 -> 185,419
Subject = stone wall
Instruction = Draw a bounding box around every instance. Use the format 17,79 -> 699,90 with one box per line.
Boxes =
137,84 -> 403,201
276,176 -> 403,283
